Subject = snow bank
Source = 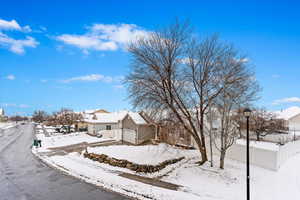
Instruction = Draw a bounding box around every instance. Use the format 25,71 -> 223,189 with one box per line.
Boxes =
0,122 -> 16,130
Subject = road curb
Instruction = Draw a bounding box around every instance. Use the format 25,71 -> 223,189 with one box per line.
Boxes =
31,149 -> 145,200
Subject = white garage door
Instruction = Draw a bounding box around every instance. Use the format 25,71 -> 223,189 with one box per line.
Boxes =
123,129 -> 137,144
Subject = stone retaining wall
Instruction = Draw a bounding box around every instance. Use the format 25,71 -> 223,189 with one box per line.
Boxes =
83,151 -> 184,173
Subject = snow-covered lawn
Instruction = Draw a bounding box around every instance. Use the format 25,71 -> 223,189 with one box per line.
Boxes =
0,122 -> 16,130
34,142 -> 300,200
35,132 -> 112,152
163,152 -> 300,200
87,143 -> 195,165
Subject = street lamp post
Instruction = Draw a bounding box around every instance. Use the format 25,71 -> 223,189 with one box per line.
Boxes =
244,108 -> 252,200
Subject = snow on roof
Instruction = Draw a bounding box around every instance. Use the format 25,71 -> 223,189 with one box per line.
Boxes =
128,112 -> 147,125
274,106 -> 300,120
84,109 -> 97,114
85,110 -> 147,125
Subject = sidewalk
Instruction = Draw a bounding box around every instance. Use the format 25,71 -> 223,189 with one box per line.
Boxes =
119,173 -> 181,191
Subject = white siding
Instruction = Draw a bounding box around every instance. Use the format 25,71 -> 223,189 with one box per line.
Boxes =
88,122 -> 120,135
288,114 -> 300,131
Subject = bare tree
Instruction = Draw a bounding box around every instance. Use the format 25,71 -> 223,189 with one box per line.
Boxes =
9,115 -> 28,122
125,21 -> 260,165
48,108 -> 83,133
204,106 -> 218,167
251,108 -> 285,141
32,110 -> 48,123
213,59 -> 259,169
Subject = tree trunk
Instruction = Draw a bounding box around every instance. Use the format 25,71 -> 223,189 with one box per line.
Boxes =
199,112 -> 208,164
256,132 -> 260,141
209,130 -> 213,167
219,150 -> 226,169
194,135 -> 207,165
208,107 -> 214,167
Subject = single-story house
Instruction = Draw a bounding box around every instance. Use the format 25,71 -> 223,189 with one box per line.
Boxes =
85,110 -> 155,144
275,107 -> 300,131
75,109 -> 110,131
288,114 -> 300,131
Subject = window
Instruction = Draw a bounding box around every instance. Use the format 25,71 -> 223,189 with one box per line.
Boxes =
106,125 -> 111,130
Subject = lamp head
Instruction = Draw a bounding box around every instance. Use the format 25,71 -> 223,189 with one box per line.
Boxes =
243,108 -> 252,118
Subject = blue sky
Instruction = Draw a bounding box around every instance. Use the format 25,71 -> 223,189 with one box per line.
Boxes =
0,0 -> 299,116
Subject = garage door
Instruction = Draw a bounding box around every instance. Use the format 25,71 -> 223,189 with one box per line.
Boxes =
123,129 -> 137,144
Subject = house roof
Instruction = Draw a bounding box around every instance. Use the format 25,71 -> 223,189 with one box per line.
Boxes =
84,109 -> 109,114
128,112 -> 148,125
85,110 -> 147,125
274,106 -> 300,120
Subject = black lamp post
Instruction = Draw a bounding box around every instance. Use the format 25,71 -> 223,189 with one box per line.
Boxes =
243,108 -> 252,200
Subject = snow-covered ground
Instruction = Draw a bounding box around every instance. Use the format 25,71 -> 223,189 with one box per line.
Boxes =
163,153 -> 300,200
33,142 -> 300,200
0,122 -> 16,130
87,143 -> 194,165
35,132 -> 112,152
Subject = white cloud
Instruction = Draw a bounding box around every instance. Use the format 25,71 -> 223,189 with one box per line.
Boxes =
0,19 -> 21,30
0,19 -> 32,32
61,74 -> 122,84
272,97 -> 300,105
56,23 -> 149,53
57,34 -> 117,51
6,74 -> 15,80
0,103 -> 30,108
0,19 -> 38,54
22,25 -> 32,33
62,74 -> 105,83
0,33 -> 38,54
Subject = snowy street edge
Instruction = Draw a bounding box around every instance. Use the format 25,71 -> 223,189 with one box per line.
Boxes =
31,148 -> 157,200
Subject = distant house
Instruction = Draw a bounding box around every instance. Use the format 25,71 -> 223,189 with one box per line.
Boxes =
275,107 -> 300,131
85,109 -> 110,114
75,109 -> 110,131
85,110 -> 155,144
287,114 -> 300,131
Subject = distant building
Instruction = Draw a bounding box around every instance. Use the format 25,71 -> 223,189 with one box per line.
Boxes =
0,108 -> 4,116
275,106 -> 300,131
0,108 -> 7,122
85,110 -> 155,145
75,109 -> 110,131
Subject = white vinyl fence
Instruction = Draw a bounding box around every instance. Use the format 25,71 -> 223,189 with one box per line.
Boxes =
223,140 -> 300,171
195,137 -> 300,171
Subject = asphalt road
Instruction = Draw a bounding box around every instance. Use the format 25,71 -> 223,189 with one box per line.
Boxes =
0,123 -> 129,200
